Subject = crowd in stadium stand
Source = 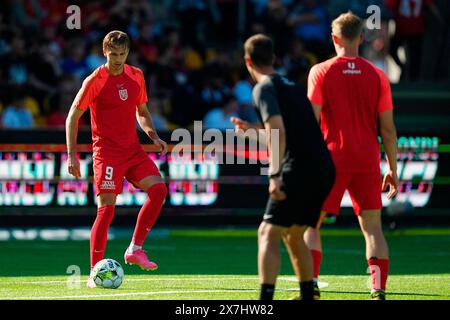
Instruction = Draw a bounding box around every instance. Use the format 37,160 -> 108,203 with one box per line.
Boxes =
0,0 -> 449,129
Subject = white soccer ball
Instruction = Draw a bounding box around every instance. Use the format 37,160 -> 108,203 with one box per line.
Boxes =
92,259 -> 124,289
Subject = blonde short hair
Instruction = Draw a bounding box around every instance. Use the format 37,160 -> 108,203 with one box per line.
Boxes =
332,12 -> 363,41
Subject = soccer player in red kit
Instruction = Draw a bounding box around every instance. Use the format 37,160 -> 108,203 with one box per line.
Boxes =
302,12 -> 399,300
65,31 -> 168,288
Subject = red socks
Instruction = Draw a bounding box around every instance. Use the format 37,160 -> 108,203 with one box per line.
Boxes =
368,258 -> 389,291
131,183 -> 168,246
90,205 -> 115,269
90,184 -> 167,269
311,249 -> 322,279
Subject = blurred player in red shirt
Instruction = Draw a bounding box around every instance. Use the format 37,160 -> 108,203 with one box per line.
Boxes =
386,0 -> 444,81
302,12 -> 399,300
65,31 -> 168,288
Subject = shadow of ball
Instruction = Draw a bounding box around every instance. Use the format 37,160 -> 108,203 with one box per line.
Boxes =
386,200 -> 414,217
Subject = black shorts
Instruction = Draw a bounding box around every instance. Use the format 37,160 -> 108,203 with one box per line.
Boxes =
263,167 -> 335,228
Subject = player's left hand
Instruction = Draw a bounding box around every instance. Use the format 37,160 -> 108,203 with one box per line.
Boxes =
153,138 -> 168,155
269,177 -> 286,201
382,170 -> 399,199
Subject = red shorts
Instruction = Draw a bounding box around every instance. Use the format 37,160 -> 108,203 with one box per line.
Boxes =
93,148 -> 161,195
322,170 -> 382,216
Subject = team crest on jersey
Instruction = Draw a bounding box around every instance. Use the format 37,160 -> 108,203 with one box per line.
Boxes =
118,88 -> 128,101
348,62 -> 355,69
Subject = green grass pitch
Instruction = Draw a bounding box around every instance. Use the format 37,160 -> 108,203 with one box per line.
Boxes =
0,228 -> 449,300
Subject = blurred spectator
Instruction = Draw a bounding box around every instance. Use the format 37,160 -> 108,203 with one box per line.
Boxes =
2,91 -> 34,128
233,70 -> 258,123
60,40 -> 89,80
159,27 -> 184,71
46,96 -> 67,128
110,0 -> 153,39
0,33 -> 30,85
166,0 -> 217,49
40,25 -> 64,58
199,62 -> 232,118
362,25 -> 390,74
211,0 -> 242,46
136,23 -> 160,65
24,93 -> 45,126
203,95 -> 239,130
85,43 -> 106,72
287,0 -> 330,60
251,0 -> 291,55
283,39 -> 318,86
0,11 -> 8,56
327,0 -> 387,20
420,0 -> 450,81
46,92 -> 86,128
169,81 -> 201,128
38,0 -> 70,28
251,0 -> 295,15
361,12 -> 391,75
386,0 -> 444,82
0,0 -> 448,129
148,97 -> 169,131
29,40 -> 60,90
27,39 -> 61,110
10,0 -> 45,29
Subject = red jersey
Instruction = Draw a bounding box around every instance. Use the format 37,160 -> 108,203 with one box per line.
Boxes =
307,56 -> 393,173
73,64 -> 148,157
386,0 -> 433,35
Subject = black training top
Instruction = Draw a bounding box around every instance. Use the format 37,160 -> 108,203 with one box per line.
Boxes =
253,73 -> 334,175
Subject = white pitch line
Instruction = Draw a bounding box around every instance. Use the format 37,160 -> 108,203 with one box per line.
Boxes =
3,288 -> 299,300
1,276 -> 264,285
1,276 -> 332,286
279,277 -> 329,289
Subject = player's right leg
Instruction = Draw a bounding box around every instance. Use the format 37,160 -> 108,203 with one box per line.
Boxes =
87,192 -> 117,288
349,171 -> 388,300
258,221 -> 286,300
284,214 -> 334,300
88,158 -> 123,288
358,210 -> 389,300
282,167 -> 336,300
300,172 -> 348,295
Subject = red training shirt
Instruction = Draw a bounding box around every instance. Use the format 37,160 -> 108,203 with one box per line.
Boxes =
307,56 -> 393,173
72,64 -> 148,157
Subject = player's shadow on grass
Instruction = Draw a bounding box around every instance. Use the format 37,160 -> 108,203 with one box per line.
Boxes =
323,290 -> 447,298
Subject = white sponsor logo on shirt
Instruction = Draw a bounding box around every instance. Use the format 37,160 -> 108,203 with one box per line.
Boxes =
100,180 -> 116,190
343,62 -> 361,74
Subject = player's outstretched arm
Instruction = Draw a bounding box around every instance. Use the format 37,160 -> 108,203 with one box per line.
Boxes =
230,116 -> 265,141
65,105 -> 85,178
230,116 -> 263,131
379,110 -> 399,199
136,103 -> 168,155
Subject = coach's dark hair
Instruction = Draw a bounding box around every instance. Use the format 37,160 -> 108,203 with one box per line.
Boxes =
244,34 -> 274,67
103,30 -> 130,50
